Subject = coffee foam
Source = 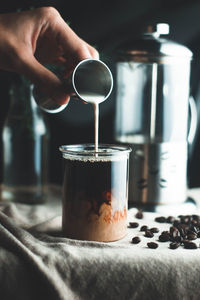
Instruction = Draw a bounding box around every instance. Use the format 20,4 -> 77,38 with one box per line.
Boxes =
62,153 -> 127,162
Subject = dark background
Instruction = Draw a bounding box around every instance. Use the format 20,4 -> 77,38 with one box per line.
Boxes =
1,0 -> 200,186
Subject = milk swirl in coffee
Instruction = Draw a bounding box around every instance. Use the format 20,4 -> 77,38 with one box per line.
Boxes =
62,153 -> 128,241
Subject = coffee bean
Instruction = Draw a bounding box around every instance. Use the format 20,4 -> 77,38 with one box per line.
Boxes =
155,216 -> 166,223
159,233 -> 170,242
178,215 -> 183,218
173,236 -> 182,243
166,216 -> 175,224
177,224 -> 187,238
144,230 -> 154,238
173,220 -> 180,227
184,241 -> 197,249
180,216 -> 190,225
191,220 -> 198,226
170,226 -> 179,235
197,231 -> 200,238
192,215 -> 200,221
150,227 -> 159,233
182,239 -> 190,245
182,225 -> 189,232
135,210 -> 143,219
129,222 -> 139,228
169,242 -> 180,249
182,223 -> 190,230
191,226 -> 198,234
161,231 -> 169,235
187,233 -> 197,240
147,242 -> 158,249
131,236 -> 141,244
170,227 -> 180,242
140,225 -> 148,232
187,229 -> 196,235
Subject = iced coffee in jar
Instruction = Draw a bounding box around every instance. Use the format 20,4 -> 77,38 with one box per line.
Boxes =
59,144 -> 131,242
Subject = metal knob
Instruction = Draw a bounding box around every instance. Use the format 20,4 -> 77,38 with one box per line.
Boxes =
145,23 -> 170,37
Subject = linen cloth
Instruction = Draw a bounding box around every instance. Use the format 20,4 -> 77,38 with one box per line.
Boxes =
0,186 -> 200,300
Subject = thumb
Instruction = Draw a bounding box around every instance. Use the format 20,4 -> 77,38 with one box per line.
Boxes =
19,55 -> 70,105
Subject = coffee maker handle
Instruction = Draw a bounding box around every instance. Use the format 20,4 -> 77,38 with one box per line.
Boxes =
188,96 -> 197,144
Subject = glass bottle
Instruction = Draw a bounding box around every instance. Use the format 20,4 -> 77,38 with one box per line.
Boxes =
2,75 -> 49,204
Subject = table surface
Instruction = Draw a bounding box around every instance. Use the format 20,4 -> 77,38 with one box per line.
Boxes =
0,185 -> 200,300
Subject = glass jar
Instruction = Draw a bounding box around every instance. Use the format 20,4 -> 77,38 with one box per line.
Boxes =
59,144 -> 131,241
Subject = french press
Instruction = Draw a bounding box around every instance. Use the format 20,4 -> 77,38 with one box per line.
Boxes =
114,23 -> 196,210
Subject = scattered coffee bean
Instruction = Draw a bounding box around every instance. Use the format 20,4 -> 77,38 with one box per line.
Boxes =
183,241 -> 197,249
129,222 -> 139,228
170,227 -> 180,242
182,239 -> 190,245
178,214 -> 183,218
140,225 -> 148,232
197,231 -> 200,238
173,220 -> 181,227
180,215 -> 191,225
192,215 -> 200,221
173,236 -> 182,243
187,233 -> 197,240
191,225 -> 198,234
169,242 -> 180,249
147,242 -> 158,249
177,224 -> 187,238
132,236 -> 141,244
170,226 -> 178,235
191,220 -> 198,226
161,231 -> 169,235
159,232 -> 170,242
155,216 -> 166,223
166,216 -> 175,224
144,230 -> 154,238
135,210 -> 143,219
150,227 -> 159,233
187,229 -> 196,235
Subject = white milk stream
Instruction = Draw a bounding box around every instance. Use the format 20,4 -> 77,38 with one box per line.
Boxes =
81,94 -> 105,154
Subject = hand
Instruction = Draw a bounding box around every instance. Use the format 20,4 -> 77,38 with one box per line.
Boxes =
0,7 -> 99,105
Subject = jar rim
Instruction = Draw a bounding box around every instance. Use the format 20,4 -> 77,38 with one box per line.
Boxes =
59,143 -> 131,158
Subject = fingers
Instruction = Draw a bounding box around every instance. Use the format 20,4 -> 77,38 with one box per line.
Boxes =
55,16 -> 99,65
84,41 -> 99,60
18,55 -> 70,105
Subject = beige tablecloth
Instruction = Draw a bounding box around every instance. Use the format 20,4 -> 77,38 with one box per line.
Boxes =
0,186 -> 200,300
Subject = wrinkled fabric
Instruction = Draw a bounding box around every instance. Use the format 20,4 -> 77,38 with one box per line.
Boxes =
0,187 -> 200,300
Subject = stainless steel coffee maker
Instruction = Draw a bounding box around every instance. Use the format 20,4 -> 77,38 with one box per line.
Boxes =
114,24 -> 196,211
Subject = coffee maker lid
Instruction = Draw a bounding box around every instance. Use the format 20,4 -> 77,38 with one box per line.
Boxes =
116,23 -> 193,63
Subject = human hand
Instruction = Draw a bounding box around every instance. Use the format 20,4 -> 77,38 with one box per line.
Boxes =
0,7 -> 99,105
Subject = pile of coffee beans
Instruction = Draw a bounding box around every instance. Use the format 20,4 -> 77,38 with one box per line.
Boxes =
130,210 -> 200,250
